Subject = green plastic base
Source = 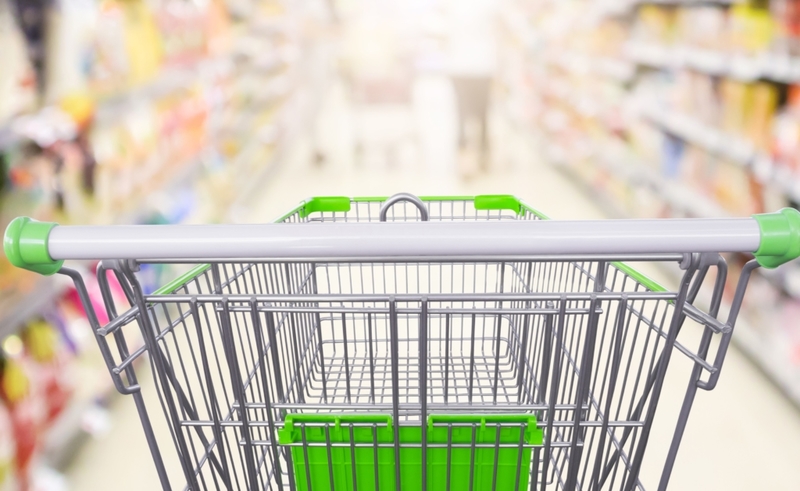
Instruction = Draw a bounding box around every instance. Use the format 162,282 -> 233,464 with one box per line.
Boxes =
278,414 -> 542,491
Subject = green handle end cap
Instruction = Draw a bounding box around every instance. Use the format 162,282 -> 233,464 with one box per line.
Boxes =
3,217 -> 63,275
753,208 -> 800,269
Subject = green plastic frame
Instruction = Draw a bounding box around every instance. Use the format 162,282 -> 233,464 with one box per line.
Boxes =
302,194 -> 524,215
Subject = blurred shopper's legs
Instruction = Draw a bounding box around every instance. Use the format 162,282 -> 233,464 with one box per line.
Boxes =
451,76 -> 491,172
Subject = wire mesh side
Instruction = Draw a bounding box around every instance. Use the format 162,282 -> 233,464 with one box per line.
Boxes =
99,256 -> 715,490
75,200 -> 739,491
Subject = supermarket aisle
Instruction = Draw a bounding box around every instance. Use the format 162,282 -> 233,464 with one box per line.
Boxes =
65,77 -> 800,490
249,79 -> 552,216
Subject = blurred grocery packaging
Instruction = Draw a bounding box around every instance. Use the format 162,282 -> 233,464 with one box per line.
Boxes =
0,1 -> 331,488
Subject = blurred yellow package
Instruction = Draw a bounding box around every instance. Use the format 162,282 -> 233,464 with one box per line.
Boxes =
729,4 -> 776,55
123,0 -> 163,86
637,5 -> 676,44
748,82 -> 779,151
720,79 -> 752,137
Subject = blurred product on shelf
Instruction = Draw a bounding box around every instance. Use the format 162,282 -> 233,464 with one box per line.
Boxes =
20,321 -> 74,428
778,0 -> 800,55
503,0 -> 800,407
0,400 -> 17,490
43,0 -> 231,102
0,0 -> 38,125
0,0 -> 330,485
632,5 -> 676,47
771,84 -> 800,174
0,271 -> 130,491
729,3 -> 774,56
0,355 -> 39,491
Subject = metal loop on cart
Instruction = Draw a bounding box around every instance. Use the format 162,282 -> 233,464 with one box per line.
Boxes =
379,192 -> 430,222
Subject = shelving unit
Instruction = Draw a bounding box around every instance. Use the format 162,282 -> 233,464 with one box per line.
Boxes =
626,42 -> 800,82
0,280 -> 67,340
630,0 -> 745,7
0,1 -> 334,482
502,0 -> 800,407
638,103 -> 800,199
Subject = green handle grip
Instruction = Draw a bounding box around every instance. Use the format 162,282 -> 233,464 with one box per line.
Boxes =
753,208 -> 800,268
3,217 -> 63,275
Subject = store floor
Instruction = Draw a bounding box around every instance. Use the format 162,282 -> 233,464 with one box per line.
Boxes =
65,77 -> 800,490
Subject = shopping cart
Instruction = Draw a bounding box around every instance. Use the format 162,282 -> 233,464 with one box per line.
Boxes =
343,56 -> 417,167
4,193 -> 800,491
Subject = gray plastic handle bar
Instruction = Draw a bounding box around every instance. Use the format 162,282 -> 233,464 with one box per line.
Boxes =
45,219 -> 760,260
5,208 -> 800,274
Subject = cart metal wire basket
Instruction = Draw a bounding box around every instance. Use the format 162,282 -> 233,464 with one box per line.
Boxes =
5,193 -> 800,491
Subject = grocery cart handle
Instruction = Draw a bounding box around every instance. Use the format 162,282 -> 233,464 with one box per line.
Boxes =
4,209 -> 800,274
379,192 -> 429,221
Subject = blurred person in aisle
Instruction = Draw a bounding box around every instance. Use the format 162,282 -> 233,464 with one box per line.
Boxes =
9,0 -> 51,94
445,0 -> 499,176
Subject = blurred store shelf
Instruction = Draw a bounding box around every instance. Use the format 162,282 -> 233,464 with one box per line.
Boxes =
627,0 -> 744,7
637,102 -> 800,202
626,42 -> 800,83
511,0 -> 800,407
0,2 -> 337,486
0,280 -> 67,340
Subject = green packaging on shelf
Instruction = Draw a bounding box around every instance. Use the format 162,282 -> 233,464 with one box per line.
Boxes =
277,414 -> 543,491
